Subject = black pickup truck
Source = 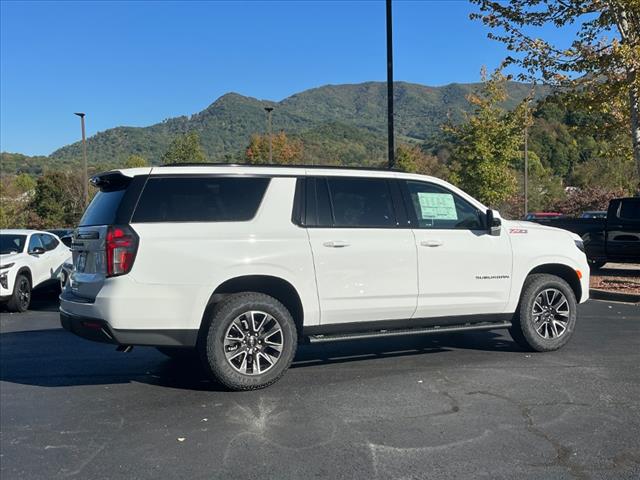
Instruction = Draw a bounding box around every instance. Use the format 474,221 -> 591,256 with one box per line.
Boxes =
532,197 -> 640,269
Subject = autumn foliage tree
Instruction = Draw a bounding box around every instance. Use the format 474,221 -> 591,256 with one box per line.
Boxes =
444,69 -> 525,206
470,0 -> 640,185
245,131 -> 304,165
395,144 -> 451,180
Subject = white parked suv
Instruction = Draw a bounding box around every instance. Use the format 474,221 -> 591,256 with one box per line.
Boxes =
1,229 -> 71,312
60,165 -> 589,390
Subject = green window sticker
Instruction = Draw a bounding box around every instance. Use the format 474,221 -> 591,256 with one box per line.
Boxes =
417,192 -> 458,220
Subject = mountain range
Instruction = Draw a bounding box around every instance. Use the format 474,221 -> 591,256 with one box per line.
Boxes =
1,81 -> 548,174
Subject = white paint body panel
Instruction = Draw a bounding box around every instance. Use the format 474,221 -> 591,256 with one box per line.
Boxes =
412,228 -> 513,317
60,166 -> 589,334
307,228 -> 417,324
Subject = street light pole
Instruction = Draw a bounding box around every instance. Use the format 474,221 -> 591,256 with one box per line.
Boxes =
524,102 -> 529,217
264,107 -> 274,163
74,112 -> 88,206
386,0 -> 395,169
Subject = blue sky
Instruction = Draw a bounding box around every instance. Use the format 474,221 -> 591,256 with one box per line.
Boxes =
1,1 -> 574,156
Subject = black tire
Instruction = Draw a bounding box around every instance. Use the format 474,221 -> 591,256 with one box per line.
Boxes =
156,347 -> 198,361
199,292 -> 298,391
588,259 -> 606,270
6,273 -> 31,313
509,274 -> 577,352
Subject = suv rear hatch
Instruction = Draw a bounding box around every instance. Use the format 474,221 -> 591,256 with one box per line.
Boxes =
70,171 -> 147,301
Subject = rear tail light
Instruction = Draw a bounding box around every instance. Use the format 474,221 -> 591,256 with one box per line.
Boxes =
106,225 -> 138,277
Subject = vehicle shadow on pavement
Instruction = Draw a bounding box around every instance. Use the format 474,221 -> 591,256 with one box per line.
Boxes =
0,287 -> 60,313
0,325 -> 523,391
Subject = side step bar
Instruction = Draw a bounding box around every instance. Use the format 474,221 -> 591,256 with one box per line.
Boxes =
307,322 -> 512,344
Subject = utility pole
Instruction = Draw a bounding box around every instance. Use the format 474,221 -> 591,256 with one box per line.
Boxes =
524,102 -> 529,217
264,107 -> 274,163
386,0 -> 395,169
74,112 -> 88,206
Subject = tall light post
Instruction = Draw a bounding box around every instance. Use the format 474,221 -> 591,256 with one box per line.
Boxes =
386,0 -> 395,169
523,102 -> 529,217
74,112 -> 88,206
264,107 -> 274,163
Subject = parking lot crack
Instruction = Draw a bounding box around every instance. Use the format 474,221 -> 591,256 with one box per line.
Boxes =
468,390 -> 589,480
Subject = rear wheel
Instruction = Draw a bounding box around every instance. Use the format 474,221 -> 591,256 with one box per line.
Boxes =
509,274 -> 577,352
588,259 -> 606,270
199,292 -> 297,391
6,274 -> 31,313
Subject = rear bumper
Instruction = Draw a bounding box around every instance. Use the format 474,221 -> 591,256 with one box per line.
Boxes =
59,306 -> 198,347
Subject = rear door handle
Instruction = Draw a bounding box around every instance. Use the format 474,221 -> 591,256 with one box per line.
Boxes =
420,240 -> 443,247
323,240 -> 351,248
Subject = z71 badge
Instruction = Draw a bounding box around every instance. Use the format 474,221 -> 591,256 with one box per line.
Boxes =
509,228 -> 528,234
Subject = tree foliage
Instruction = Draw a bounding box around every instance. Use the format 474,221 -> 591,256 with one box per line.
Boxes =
29,172 -> 86,228
443,69 -> 523,206
124,154 -> 149,168
470,0 -> 640,184
161,132 -> 207,165
552,186 -> 627,216
245,131 -> 304,165
395,144 -> 451,180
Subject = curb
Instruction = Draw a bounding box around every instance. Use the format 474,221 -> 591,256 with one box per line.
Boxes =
590,288 -> 640,304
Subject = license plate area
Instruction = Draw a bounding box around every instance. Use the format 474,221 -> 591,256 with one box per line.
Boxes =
76,252 -> 87,272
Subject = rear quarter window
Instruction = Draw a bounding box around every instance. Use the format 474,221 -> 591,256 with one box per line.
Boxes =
132,176 -> 270,223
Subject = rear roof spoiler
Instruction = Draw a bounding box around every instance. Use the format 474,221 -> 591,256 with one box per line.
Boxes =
90,171 -> 134,191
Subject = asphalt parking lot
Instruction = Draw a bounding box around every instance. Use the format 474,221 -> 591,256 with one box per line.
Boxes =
1,292 -> 638,480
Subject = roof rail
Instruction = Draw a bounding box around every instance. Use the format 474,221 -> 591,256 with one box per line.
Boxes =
164,162 -> 401,172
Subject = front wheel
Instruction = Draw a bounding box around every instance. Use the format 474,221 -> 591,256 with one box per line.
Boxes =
199,292 -> 297,391
6,274 -> 31,313
588,259 -> 606,270
509,274 -> 577,352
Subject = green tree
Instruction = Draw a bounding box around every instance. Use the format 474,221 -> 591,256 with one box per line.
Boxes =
124,154 -> 149,168
471,0 -> 640,184
30,172 -> 85,228
444,69 -> 523,206
161,132 -> 207,165
245,131 -> 304,165
14,173 -> 36,193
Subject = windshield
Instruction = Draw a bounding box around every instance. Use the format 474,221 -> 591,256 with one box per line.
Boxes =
0,234 -> 27,254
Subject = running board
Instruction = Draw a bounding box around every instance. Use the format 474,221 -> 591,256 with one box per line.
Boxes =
307,322 -> 512,344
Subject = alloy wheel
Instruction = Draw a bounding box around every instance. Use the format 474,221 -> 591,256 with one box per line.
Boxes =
18,278 -> 30,310
223,310 -> 284,375
532,288 -> 570,339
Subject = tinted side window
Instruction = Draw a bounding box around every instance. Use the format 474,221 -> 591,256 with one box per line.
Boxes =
28,234 -> 44,252
132,177 -> 270,223
41,234 -> 59,251
304,177 -> 333,227
618,199 -> 640,221
406,181 -> 484,230
327,177 -> 396,228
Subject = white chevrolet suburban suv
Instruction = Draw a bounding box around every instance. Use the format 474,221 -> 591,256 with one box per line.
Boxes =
60,165 -> 589,390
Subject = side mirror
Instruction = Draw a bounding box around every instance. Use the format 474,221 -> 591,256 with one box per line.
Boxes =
30,246 -> 46,255
486,209 -> 502,236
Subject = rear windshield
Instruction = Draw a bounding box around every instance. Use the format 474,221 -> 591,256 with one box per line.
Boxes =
618,199 -> 640,221
79,189 -> 127,226
132,177 -> 270,223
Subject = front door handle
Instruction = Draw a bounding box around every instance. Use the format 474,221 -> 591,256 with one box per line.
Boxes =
420,240 -> 443,247
323,240 -> 351,248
